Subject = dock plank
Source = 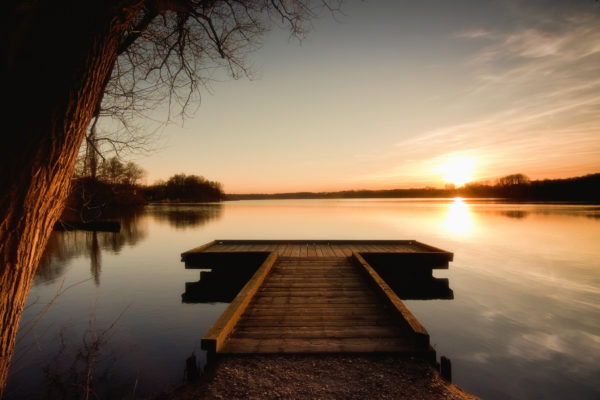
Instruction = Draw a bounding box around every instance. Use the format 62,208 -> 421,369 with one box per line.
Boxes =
231,326 -> 404,339
221,337 -> 420,354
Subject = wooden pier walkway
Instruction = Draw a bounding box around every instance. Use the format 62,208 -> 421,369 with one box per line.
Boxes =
181,240 -> 453,363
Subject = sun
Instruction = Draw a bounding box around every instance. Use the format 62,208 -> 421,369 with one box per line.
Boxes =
439,156 -> 475,187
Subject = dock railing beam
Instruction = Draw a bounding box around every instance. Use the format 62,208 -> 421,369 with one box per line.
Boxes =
352,252 -> 430,348
201,252 -> 278,353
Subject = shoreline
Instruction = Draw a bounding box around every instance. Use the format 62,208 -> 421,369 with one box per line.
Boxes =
154,354 -> 479,400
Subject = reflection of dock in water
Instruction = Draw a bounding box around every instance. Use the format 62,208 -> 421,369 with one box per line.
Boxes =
181,240 -> 453,364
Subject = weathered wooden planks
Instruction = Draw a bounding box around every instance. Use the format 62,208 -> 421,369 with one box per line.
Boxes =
189,239 -> 451,363
207,256 -> 432,356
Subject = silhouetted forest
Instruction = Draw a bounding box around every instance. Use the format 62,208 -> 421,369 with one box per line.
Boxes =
61,170 -> 223,225
461,173 -> 600,201
145,173 -> 224,202
227,173 -> 600,202
61,177 -> 146,223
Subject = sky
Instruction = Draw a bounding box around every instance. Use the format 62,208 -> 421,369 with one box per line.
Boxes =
134,0 -> 600,193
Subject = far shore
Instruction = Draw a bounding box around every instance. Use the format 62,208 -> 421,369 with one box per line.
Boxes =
224,172 -> 600,203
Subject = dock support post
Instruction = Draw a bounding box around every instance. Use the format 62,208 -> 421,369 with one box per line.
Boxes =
440,356 -> 452,382
184,353 -> 200,382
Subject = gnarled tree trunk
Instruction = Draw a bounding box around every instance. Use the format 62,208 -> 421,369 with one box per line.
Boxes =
0,2 -> 143,396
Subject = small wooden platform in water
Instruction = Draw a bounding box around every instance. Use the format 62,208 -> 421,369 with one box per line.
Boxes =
183,239 -> 452,259
181,240 -> 453,363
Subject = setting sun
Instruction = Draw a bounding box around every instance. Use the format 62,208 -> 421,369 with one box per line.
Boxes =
439,157 -> 475,187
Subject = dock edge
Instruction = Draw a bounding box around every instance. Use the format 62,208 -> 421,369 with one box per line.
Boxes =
201,252 -> 278,353
352,252 -> 430,348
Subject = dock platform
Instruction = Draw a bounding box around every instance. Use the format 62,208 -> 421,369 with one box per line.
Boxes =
181,240 -> 453,363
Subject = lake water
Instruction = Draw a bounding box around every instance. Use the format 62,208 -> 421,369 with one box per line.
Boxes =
6,199 -> 600,399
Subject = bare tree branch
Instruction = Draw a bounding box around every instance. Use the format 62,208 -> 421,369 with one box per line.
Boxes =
79,0 -> 342,175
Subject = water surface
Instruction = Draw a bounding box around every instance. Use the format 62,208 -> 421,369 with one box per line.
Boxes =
7,199 -> 600,399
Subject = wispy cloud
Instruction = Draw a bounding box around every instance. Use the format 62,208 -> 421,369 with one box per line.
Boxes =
383,14 -> 600,183
466,15 -> 600,87
454,29 -> 494,40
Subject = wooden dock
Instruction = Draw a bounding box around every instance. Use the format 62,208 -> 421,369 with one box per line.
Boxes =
182,239 -> 452,259
181,240 -> 453,363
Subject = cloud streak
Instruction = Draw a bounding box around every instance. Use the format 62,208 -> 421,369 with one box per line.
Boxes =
382,13 -> 600,184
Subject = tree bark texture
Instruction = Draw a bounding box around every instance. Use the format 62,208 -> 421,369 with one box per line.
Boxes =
0,2 -> 143,396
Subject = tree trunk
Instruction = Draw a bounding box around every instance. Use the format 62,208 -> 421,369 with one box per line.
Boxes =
0,2 -> 143,396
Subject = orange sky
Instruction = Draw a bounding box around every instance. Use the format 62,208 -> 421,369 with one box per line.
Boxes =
121,1 -> 600,193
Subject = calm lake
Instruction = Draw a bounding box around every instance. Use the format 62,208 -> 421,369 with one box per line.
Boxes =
6,199 -> 600,399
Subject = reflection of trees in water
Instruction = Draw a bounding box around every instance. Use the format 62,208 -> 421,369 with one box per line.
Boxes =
90,233 -> 101,285
100,212 -> 147,252
35,212 -> 148,286
35,234 -> 79,285
468,202 -> 600,220
537,206 -> 600,220
491,207 -> 600,220
147,203 -> 223,229
498,210 -> 529,219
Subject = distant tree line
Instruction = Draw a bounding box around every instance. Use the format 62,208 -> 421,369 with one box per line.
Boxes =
64,157 -> 147,222
228,188 -> 457,200
75,155 -> 146,185
63,160 -> 223,223
227,173 -> 600,202
460,173 -> 599,201
145,174 -> 224,202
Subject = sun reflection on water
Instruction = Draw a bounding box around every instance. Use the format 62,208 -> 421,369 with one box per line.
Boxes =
444,197 -> 473,235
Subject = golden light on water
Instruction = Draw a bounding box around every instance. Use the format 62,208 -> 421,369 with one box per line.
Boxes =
439,156 -> 476,187
444,197 -> 473,235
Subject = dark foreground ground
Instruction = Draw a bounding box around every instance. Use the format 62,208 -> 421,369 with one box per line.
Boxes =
153,354 -> 479,400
